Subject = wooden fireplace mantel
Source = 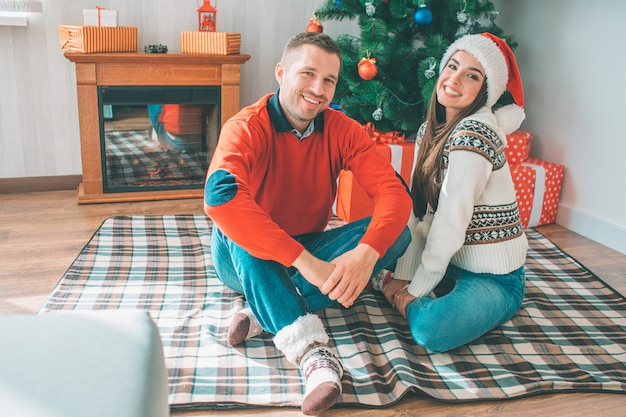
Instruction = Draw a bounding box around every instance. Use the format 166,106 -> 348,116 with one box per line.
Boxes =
65,52 -> 250,204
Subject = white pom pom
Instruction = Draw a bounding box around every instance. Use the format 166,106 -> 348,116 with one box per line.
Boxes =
494,104 -> 526,135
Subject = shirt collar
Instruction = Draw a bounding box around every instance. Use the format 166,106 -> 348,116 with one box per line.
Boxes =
267,90 -> 325,140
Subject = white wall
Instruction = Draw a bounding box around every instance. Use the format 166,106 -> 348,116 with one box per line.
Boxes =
1,0 -> 624,254
493,0 -> 626,254
0,0 -> 348,179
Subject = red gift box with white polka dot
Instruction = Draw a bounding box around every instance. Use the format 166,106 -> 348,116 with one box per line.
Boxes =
506,130 -> 533,165
510,164 -> 536,228
509,158 -> 565,228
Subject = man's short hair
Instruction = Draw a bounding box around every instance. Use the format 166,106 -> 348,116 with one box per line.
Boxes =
281,32 -> 342,69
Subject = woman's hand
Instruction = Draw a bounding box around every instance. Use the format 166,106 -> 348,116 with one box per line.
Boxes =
383,278 -> 416,318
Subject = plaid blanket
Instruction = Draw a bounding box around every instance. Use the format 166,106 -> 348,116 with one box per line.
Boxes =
104,130 -> 208,188
39,215 -> 626,410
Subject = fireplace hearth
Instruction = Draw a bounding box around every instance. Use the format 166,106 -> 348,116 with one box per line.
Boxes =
64,52 -> 250,203
99,86 -> 220,193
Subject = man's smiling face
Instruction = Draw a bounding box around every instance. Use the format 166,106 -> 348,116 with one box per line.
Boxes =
275,44 -> 341,133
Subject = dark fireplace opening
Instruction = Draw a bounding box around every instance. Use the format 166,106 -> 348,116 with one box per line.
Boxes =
98,86 -> 221,193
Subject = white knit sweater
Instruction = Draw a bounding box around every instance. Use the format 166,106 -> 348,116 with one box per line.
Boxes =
395,106 -> 528,298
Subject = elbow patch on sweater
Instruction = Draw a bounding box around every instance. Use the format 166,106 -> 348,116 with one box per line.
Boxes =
205,169 -> 238,206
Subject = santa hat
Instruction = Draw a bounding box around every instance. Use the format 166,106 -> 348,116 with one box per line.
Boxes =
440,32 -> 525,134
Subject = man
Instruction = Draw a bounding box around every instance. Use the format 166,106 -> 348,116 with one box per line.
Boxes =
204,32 -> 411,415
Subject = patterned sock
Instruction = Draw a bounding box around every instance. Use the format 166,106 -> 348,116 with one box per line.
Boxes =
370,269 -> 394,291
227,308 -> 263,346
299,344 -> 343,416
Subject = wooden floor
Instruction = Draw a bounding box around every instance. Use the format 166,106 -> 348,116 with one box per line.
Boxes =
1,190 -> 625,417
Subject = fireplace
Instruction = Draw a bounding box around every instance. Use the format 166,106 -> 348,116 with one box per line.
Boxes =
99,86 -> 220,193
64,52 -> 250,203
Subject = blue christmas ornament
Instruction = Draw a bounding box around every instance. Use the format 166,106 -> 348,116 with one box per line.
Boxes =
413,5 -> 433,26
330,102 -> 343,111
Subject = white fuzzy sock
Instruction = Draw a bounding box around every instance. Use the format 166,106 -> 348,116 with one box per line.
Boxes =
273,314 -> 343,415
273,314 -> 329,364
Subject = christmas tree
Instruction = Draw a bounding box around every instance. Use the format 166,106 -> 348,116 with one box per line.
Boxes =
314,0 -> 516,135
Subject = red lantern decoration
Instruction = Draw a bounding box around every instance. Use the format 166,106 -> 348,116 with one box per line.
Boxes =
197,0 -> 217,32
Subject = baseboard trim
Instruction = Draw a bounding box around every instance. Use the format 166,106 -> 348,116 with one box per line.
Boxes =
0,175 -> 82,194
556,203 -> 626,255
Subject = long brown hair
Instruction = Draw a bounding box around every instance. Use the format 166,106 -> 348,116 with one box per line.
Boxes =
410,79 -> 488,219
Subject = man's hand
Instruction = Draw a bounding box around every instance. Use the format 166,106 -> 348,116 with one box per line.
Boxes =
382,278 -> 415,318
292,250 -> 336,289
320,243 -> 379,308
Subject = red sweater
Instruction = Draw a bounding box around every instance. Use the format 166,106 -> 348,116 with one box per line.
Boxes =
204,93 -> 412,267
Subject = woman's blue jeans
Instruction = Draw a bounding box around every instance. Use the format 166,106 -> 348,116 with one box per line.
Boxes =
211,217 -> 411,335
406,264 -> 526,353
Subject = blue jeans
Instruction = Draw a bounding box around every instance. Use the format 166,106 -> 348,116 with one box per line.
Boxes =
406,264 -> 526,353
212,217 -> 411,335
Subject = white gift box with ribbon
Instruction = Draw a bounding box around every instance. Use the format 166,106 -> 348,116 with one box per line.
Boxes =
83,8 -> 117,27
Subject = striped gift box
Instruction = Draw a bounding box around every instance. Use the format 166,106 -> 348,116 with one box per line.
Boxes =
59,25 -> 138,53
335,142 -> 415,223
180,31 -> 241,55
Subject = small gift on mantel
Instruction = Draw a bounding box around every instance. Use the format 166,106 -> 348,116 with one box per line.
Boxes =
335,123 -> 415,223
83,6 -> 118,27
180,31 -> 242,55
59,25 -> 138,53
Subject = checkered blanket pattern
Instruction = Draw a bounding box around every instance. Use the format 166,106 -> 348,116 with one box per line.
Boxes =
39,215 -> 626,410
104,130 -> 208,188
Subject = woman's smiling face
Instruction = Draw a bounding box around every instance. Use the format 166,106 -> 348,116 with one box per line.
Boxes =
436,50 -> 486,119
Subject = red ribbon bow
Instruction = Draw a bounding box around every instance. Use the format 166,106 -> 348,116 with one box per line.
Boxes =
363,122 -> 405,144
96,6 -> 105,26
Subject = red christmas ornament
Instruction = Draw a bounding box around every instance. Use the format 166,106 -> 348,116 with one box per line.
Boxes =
306,17 -> 323,33
358,57 -> 378,80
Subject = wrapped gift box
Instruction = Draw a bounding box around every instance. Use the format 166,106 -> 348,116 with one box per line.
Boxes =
83,8 -> 118,27
181,31 -> 242,55
336,141 -> 415,223
510,164 -> 536,228
505,130 -> 532,165
59,25 -> 138,53
510,158 -> 565,228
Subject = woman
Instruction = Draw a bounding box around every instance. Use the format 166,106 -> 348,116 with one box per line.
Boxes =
377,33 -> 528,353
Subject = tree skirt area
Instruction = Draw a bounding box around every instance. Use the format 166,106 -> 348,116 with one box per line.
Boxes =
39,215 -> 626,411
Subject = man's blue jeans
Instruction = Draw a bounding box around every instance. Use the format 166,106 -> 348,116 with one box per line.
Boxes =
406,264 -> 526,353
211,217 -> 411,335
